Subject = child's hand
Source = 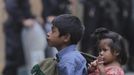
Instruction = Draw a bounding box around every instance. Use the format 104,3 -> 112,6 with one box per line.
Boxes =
97,55 -> 104,65
96,55 -> 105,75
88,60 -> 98,73
91,60 -> 98,67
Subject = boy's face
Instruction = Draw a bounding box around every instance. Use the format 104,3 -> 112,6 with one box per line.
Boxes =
47,26 -> 66,49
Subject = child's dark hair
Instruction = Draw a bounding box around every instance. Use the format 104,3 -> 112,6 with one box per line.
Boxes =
92,27 -> 128,65
52,14 -> 84,44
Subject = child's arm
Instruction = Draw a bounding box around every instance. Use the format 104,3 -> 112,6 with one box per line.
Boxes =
97,63 -> 106,75
88,56 -> 107,75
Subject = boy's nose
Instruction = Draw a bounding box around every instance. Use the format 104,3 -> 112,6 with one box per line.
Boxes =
47,31 -> 51,37
47,32 -> 49,36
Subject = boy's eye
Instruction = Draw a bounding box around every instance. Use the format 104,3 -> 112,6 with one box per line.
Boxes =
52,30 -> 55,33
51,27 -> 55,32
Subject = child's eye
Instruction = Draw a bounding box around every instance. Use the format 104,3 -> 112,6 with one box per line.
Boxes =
98,48 -> 107,52
103,49 -> 108,51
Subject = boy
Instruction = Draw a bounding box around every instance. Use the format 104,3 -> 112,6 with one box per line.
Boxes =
47,14 -> 87,75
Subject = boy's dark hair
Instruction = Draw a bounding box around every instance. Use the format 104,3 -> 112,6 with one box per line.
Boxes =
92,27 -> 128,65
52,14 -> 84,44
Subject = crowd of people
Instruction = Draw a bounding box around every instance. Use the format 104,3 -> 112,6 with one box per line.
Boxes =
2,0 -> 134,75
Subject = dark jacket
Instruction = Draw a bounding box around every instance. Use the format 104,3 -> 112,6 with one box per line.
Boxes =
3,0 -> 33,75
5,0 -> 34,23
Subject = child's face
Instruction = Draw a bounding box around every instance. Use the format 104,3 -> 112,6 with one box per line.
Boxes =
47,26 -> 66,49
98,38 -> 116,65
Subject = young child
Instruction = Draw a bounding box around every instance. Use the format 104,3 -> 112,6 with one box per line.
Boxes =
88,28 -> 128,75
47,14 -> 87,75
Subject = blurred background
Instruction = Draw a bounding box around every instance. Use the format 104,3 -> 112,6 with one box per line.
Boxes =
0,0 -> 43,74
0,0 -> 6,74
0,0 -> 134,75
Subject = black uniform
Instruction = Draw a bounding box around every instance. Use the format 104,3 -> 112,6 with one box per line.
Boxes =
3,0 -> 34,75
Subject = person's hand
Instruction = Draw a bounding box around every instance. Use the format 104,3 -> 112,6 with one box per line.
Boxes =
23,19 -> 35,28
88,60 -> 98,73
97,55 -> 104,65
96,55 -> 105,75
47,16 -> 55,22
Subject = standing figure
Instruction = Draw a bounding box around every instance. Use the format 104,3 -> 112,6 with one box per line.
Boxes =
3,0 -> 34,75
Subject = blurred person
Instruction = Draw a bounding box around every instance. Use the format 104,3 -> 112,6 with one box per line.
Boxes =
21,21 -> 47,75
127,0 -> 134,71
41,0 -> 70,23
2,0 -> 34,75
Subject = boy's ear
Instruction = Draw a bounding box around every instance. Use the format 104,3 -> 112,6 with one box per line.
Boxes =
63,33 -> 71,42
